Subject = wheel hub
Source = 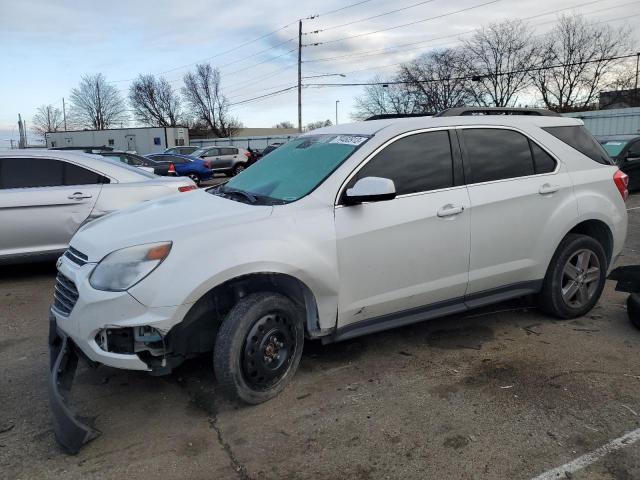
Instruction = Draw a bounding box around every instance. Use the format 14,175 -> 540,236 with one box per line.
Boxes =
242,313 -> 296,390
561,248 -> 601,308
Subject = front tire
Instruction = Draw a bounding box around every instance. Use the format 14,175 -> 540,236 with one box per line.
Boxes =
213,293 -> 304,404
232,163 -> 246,176
537,234 -> 607,319
188,173 -> 201,186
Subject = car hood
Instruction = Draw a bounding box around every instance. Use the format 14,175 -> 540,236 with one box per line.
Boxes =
71,189 -> 273,261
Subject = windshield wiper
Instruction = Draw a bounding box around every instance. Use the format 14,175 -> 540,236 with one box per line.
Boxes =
220,187 -> 257,204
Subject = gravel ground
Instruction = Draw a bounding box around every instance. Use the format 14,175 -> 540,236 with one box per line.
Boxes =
1,194 -> 639,480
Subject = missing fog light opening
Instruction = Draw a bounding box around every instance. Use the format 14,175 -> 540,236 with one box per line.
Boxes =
96,326 -> 166,358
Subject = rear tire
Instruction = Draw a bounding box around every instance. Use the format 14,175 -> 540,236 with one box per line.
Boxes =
232,163 -> 246,176
537,234 -> 607,319
213,293 -> 304,404
188,173 -> 201,186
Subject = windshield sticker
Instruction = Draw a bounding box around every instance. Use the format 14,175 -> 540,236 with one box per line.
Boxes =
329,135 -> 368,146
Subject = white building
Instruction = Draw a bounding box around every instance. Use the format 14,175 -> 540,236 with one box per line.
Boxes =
45,127 -> 189,155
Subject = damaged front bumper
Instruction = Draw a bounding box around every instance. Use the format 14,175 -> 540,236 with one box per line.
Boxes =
48,313 -> 100,454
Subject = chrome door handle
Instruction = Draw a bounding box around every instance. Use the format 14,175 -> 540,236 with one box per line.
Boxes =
67,192 -> 92,200
437,204 -> 464,217
538,183 -> 560,195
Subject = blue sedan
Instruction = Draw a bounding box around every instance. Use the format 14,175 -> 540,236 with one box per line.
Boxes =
145,153 -> 214,185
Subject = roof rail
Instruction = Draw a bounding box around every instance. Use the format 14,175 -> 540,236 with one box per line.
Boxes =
434,107 -> 560,117
365,113 -> 434,121
50,146 -> 114,152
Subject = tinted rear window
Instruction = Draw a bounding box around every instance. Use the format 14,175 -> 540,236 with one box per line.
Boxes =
543,126 -> 612,165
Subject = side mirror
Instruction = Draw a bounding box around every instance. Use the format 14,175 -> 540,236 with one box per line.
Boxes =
344,177 -> 396,205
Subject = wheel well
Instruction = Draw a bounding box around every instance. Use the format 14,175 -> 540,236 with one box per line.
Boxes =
163,273 -> 320,362
567,220 -> 613,267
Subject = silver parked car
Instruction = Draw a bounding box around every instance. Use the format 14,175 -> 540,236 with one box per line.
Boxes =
0,149 -> 196,264
191,146 -> 251,176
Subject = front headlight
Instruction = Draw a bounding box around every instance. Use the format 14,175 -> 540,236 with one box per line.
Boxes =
89,242 -> 172,292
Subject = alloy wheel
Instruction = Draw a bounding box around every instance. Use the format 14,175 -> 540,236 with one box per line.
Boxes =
561,248 -> 601,308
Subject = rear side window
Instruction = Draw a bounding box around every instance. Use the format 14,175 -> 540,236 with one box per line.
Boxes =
349,130 -> 454,195
0,157 -> 108,188
65,163 -> 109,184
530,142 -> 557,174
221,148 -> 236,155
543,126 -> 612,165
461,129 -> 534,183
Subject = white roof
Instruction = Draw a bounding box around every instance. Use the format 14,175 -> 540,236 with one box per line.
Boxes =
308,114 -> 583,137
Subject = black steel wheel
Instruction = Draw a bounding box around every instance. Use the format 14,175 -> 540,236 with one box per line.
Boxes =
241,312 -> 297,390
214,292 -> 304,404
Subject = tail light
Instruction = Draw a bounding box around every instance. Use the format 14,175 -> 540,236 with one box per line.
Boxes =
203,160 -> 211,169
613,170 -> 629,202
178,185 -> 197,192
168,163 -> 176,175
244,151 -> 251,159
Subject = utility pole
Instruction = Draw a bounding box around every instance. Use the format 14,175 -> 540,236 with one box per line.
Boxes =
62,97 -> 67,130
17,114 -> 25,149
297,19 -> 302,133
335,100 -> 340,125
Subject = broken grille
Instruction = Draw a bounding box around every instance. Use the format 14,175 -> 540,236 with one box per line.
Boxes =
52,273 -> 79,316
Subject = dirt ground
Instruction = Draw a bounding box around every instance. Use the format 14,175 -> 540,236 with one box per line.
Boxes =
1,194 -> 639,480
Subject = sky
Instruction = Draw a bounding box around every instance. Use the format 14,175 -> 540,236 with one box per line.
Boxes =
0,0 -> 638,148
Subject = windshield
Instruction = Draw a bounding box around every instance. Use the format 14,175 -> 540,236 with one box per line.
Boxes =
600,140 -> 628,157
222,134 -> 370,203
191,148 -> 207,157
96,156 -> 158,178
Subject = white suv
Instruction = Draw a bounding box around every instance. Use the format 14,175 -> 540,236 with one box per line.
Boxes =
49,108 -> 628,453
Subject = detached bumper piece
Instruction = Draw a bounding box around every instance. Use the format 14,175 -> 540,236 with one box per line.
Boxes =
609,266 -> 640,330
48,314 -> 100,454
628,294 -> 640,329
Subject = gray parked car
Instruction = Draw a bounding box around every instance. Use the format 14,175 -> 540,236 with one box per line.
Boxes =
191,146 -> 251,176
164,146 -> 198,155
0,150 -> 196,264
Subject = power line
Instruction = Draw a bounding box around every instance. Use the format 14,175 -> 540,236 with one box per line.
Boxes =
110,0 -> 372,85
306,0 -> 438,34
304,0 -> 501,47
303,0 -> 610,64
312,0 -> 376,18
111,33 -> 298,84
227,85 -> 298,107
303,53 -> 639,87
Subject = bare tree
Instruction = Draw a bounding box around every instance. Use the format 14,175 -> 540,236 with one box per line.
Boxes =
129,74 -> 182,126
465,20 -> 537,107
352,76 -> 418,120
182,64 -> 240,137
273,121 -> 294,129
531,14 -> 631,112
304,119 -> 333,132
32,104 -> 64,138
399,48 -> 475,112
69,73 -> 127,129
